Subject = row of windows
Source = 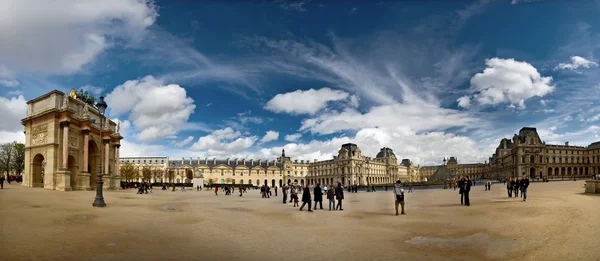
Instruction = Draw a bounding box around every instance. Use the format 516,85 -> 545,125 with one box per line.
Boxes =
542,149 -> 600,155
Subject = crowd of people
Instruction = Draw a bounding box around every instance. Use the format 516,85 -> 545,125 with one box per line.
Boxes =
505,176 -> 530,201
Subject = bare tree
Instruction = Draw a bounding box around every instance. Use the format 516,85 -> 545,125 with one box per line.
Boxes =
168,169 -> 175,191
0,143 -> 14,181
142,167 -> 152,182
151,168 -> 161,184
12,143 -> 25,176
120,163 -> 136,182
185,169 -> 193,182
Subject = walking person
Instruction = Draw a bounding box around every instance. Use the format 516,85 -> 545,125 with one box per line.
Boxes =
458,177 -> 465,205
299,186 -> 312,212
507,178 -> 514,197
327,184 -> 335,211
0,175 -> 4,189
260,185 -> 266,198
335,182 -> 344,210
292,186 -> 299,207
513,178 -> 519,198
282,184 -> 288,204
313,183 -> 324,210
393,180 -> 406,215
520,175 -> 530,201
266,186 -> 271,198
275,186 -> 278,196
463,176 -> 472,206
289,185 -> 296,203
214,186 -> 219,196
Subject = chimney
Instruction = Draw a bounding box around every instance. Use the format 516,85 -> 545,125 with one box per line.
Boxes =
267,160 -> 270,166
181,157 -> 184,164
189,157 -> 192,165
227,158 -> 230,165
259,159 -> 262,165
251,159 -> 254,165
294,159 -> 298,163
301,160 -> 304,164
205,158 -> 208,164
272,159 -> 276,165
213,158 -> 216,165
235,158 -> 238,165
242,159 -> 246,165
314,159 -> 317,162
197,157 -> 200,165
565,141 -> 569,146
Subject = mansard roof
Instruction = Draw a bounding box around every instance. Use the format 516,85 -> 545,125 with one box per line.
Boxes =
168,159 -> 282,169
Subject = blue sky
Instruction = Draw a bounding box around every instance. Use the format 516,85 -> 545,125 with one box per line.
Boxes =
1,0 -> 600,165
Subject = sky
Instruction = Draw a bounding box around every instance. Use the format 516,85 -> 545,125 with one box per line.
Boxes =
1,0 -> 600,166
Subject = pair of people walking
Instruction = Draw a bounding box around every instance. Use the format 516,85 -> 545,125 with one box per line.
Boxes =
300,183 -> 345,211
507,176 -> 530,201
458,176 -> 472,206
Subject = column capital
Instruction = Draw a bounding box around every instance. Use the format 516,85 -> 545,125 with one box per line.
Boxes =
102,139 -> 110,144
60,121 -> 70,128
114,144 -> 121,148
81,129 -> 90,135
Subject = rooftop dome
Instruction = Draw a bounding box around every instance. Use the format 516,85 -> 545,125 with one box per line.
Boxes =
376,147 -> 395,158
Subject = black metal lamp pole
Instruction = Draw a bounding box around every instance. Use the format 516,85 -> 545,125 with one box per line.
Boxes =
93,96 -> 108,207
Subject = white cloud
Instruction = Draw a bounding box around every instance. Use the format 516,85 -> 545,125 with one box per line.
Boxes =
7,90 -> 23,96
173,136 -> 194,147
300,102 -> 480,135
0,131 -> 25,144
0,0 -> 157,75
260,131 -> 279,143
555,56 -> 598,70
276,0 -> 314,12
540,99 -> 548,106
265,88 -> 355,115
0,95 -> 27,132
105,75 -> 196,142
0,79 -> 19,87
80,85 -> 104,95
120,139 -> 165,158
284,133 -> 302,142
190,127 -> 258,156
461,58 -> 554,109
457,96 -> 471,108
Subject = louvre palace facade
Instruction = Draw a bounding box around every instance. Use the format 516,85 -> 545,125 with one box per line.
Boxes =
120,143 -> 420,187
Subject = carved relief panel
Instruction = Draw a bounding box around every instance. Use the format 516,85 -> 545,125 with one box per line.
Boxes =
68,135 -> 78,148
31,124 -> 48,146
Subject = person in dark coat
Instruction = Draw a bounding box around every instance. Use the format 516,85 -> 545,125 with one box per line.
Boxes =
299,186 -> 312,212
463,176 -> 472,206
313,183 -> 324,210
507,177 -> 514,197
520,175 -> 530,201
335,182 -> 344,210
282,184 -> 288,204
513,178 -> 519,197
458,177 -> 465,205
0,176 -> 4,189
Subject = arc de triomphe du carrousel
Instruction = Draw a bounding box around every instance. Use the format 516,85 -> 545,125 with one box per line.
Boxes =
20,90 -> 123,191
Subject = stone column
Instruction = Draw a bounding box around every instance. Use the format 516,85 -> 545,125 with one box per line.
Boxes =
115,145 -> 120,176
60,121 -> 70,169
82,130 -> 90,172
104,140 -> 110,175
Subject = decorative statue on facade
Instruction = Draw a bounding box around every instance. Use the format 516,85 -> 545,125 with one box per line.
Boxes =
69,88 -> 77,99
82,104 -> 89,117
62,93 -> 69,108
117,122 -> 120,133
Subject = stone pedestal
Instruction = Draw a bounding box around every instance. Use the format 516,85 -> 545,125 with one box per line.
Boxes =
55,170 -> 72,191
102,176 -> 111,190
111,176 -> 121,190
585,180 -> 600,193
77,172 -> 92,190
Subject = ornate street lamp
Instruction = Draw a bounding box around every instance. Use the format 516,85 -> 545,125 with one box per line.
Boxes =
93,96 -> 108,207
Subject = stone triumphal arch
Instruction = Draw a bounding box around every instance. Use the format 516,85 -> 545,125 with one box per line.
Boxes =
21,90 -> 122,191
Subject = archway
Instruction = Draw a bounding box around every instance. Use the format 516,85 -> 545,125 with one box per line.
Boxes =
294,179 -> 298,184
271,179 -> 275,188
548,167 -> 553,177
263,179 -> 267,186
554,167 -> 559,178
287,179 -> 291,184
239,179 -> 243,185
232,179 -> 236,185
68,155 -> 78,189
248,179 -> 252,185
300,179 -> 304,186
88,140 -> 100,189
529,155 -> 535,163
256,179 -> 259,186
32,154 -> 45,187
279,179 -> 282,187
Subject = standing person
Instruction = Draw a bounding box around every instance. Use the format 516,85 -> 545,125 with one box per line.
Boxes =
239,186 -> 243,197
0,175 -> 4,189
327,184 -> 335,211
275,186 -> 278,196
289,185 -> 295,203
488,180 -> 492,191
292,186 -> 299,207
464,176 -> 472,206
513,178 -> 519,198
266,186 -> 271,198
313,183 -> 324,210
214,186 -> 219,196
458,177 -> 465,205
335,182 -> 344,211
393,180 -> 406,216
507,178 -> 514,197
520,175 -> 530,201
409,184 -> 413,193
282,184 -> 288,204
299,186 -> 312,212
260,185 -> 266,198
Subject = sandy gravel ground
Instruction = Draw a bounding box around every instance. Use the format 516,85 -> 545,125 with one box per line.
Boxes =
0,181 -> 599,261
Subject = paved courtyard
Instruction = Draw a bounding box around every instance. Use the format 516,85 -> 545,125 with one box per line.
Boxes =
0,181 -> 599,261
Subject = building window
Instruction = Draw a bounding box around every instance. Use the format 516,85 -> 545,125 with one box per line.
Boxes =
221,170 -> 224,176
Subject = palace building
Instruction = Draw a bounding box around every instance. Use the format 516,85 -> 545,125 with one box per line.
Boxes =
488,127 -> 600,179
120,143 -> 419,187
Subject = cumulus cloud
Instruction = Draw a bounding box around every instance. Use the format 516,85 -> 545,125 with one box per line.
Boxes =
80,85 -> 104,95
555,56 -> 598,71
0,0 -> 157,75
190,127 -> 258,156
284,133 -> 302,142
300,102 -> 480,135
173,136 -> 194,147
260,131 -> 279,143
458,58 -> 554,109
265,88 -> 355,115
105,75 -> 196,142
0,95 -> 27,132
457,96 -> 471,108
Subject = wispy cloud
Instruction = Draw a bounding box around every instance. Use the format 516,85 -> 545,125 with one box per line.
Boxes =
275,0 -> 314,12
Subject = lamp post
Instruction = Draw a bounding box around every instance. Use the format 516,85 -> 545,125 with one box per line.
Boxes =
93,96 -> 108,207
